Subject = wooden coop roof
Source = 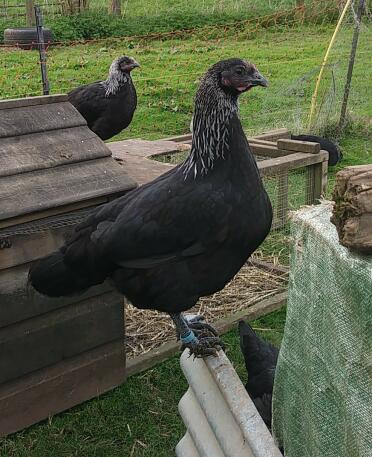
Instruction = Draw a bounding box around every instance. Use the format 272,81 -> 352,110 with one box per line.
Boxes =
0,95 -> 136,228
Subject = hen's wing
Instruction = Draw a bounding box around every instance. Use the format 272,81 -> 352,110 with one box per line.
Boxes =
68,81 -> 108,127
78,173 -> 232,269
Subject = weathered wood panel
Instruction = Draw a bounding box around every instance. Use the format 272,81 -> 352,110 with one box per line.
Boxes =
0,126 -> 111,177
0,157 -> 136,222
109,138 -> 184,158
0,340 -> 125,437
0,102 -> 86,139
0,291 -> 123,384
0,262 -> 112,328
0,94 -> 67,111
114,154 -> 174,186
0,221 -> 73,270
0,197 -> 108,230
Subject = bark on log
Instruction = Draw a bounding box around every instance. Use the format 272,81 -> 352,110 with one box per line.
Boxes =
331,164 -> 372,254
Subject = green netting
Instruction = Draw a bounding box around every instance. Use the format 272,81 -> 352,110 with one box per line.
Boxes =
272,202 -> 372,457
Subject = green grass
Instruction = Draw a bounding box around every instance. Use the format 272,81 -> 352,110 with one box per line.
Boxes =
0,308 -> 286,457
1,0 -> 339,41
2,24 -> 371,141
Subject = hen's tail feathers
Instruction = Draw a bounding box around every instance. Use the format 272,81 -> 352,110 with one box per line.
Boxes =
28,251 -> 104,298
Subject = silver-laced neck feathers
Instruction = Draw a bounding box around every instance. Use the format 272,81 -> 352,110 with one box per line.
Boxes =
102,57 -> 129,97
182,69 -> 238,179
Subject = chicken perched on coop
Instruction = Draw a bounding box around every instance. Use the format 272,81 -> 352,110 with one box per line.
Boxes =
29,58 -> 272,358
291,134 -> 342,166
68,56 -> 139,141
239,320 -> 279,429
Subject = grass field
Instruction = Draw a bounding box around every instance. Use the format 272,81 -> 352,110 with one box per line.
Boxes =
1,0 -> 338,41
0,13 -> 371,457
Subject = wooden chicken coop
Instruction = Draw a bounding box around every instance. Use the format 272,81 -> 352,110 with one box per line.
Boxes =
0,94 -> 137,437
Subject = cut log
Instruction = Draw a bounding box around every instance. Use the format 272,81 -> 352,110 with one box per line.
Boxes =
331,164 -> 372,254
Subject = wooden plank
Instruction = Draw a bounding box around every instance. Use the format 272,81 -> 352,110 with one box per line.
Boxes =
249,143 -> 291,158
161,129 -> 291,144
0,95 -> 67,111
0,126 -> 112,177
250,128 -> 291,141
0,291 -> 123,384
312,160 -> 328,202
277,138 -> 321,154
0,340 -> 125,437
0,197 -> 108,230
114,154 -> 173,186
109,138 -> 187,158
0,102 -> 86,139
258,151 -> 328,177
126,291 -> 287,378
0,157 -> 137,222
0,262 -> 112,327
247,138 -> 277,147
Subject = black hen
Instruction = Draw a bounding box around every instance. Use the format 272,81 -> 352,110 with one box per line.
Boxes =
29,58 -> 272,358
239,320 -> 279,428
291,134 -> 342,166
68,56 -> 139,141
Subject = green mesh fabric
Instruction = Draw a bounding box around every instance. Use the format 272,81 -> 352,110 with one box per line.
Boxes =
272,203 -> 372,457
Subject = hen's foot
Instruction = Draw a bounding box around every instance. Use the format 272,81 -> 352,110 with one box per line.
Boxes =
181,315 -> 224,357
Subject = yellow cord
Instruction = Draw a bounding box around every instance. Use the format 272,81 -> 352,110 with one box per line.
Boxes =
307,0 -> 353,129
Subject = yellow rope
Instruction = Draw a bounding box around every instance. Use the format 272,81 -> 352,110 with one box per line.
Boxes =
307,0 -> 353,129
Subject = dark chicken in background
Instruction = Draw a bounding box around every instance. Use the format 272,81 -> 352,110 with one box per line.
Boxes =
239,320 -> 279,429
68,56 -> 139,141
29,58 -> 272,357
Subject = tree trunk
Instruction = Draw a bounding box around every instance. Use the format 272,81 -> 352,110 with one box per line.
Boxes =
109,0 -> 121,15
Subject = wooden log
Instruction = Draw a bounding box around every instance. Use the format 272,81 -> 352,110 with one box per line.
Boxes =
0,126 -> 111,177
0,157 -> 136,222
0,291 -> 123,384
331,165 -> 372,254
277,138 -> 321,154
0,340 -> 125,437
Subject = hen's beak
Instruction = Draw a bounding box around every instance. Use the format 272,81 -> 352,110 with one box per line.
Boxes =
249,70 -> 268,87
129,60 -> 141,70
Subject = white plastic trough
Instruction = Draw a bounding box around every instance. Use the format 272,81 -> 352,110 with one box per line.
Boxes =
176,350 -> 282,457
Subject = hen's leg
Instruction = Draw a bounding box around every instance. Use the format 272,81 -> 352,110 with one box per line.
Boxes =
169,312 -> 224,358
